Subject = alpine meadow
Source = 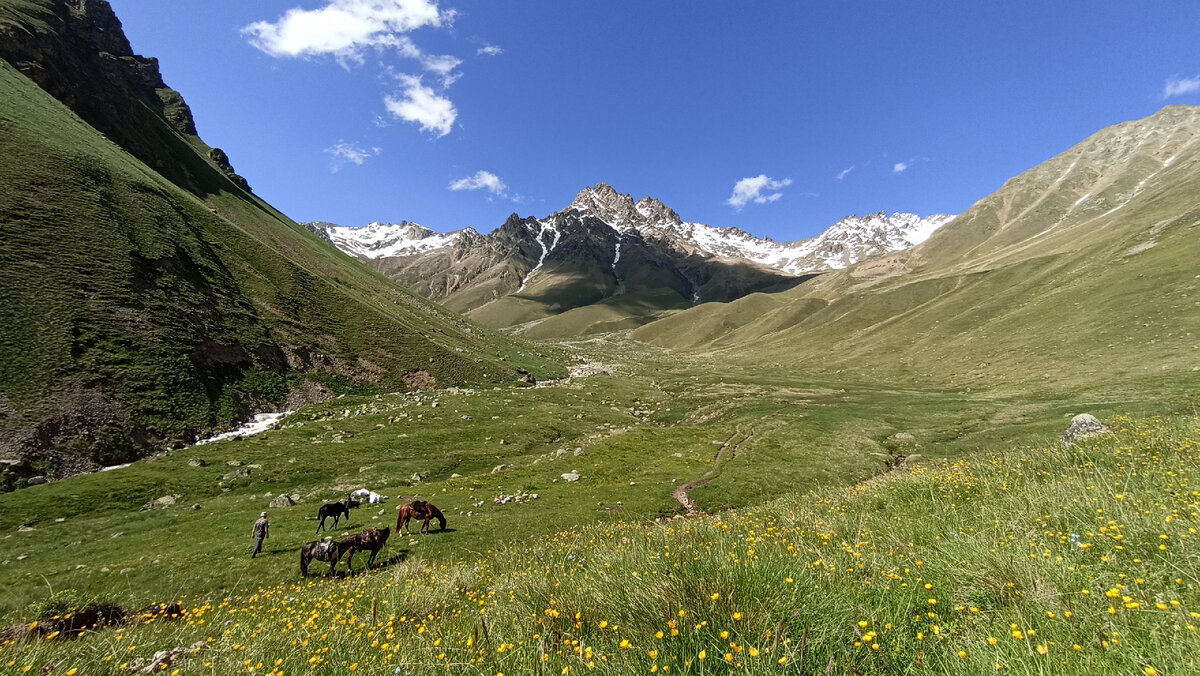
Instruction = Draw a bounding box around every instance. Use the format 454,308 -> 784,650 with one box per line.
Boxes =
1,2 -> 1199,675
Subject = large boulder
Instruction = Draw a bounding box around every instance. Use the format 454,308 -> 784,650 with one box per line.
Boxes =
269,494 -> 296,508
1062,414 -> 1110,446
561,470 -> 581,483
221,468 -> 251,481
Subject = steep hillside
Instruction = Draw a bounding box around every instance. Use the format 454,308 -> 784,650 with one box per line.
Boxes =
309,185 -> 951,337
635,106 -> 1200,390
0,0 -> 562,484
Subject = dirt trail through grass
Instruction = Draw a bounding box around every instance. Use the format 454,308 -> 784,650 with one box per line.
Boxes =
671,424 -> 748,516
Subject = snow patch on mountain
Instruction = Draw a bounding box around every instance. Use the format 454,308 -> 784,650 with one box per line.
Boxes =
316,221 -> 472,259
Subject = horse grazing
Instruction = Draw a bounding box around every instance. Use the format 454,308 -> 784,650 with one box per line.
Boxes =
300,537 -> 355,577
315,502 -> 350,533
344,526 -> 390,572
397,499 -> 447,535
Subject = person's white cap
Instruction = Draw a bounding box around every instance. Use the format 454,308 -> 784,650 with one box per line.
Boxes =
260,512 -> 267,517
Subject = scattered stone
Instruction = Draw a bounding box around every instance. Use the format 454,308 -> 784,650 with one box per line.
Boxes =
100,567 -> 110,573
409,472 -> 425,484
672,453 -> 682,458
17,525 -> 34,533
226,460 -> 242,467
1062,414 -> 1111,446
573,448 -> 587,456
561,471 -> 581,483
450,473 -> 462,479
288,457 -> 297,463
54,518 -> 65,523
111,532 -> 124,538
269,494 -> 296,508
494,492 -> 539,505
499,439 -> 509,445
892,432 -> 915,441
221,468 -> 251,481
191,504 -> 202,510
331,434 -> 344,444
492,464 -> 506,474
187,458 -> 206,467
120,568 -> 134,574
555,449 -> 568,457
26,476 -> 45,486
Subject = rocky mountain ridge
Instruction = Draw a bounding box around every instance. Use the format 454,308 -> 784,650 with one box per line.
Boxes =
311,185 -> 954,276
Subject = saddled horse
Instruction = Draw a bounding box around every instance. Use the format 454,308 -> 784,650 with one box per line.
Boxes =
343,526 -> 390,572
396,499 -> 447,535
300,537 -> 356,577
315,502 -> 350,533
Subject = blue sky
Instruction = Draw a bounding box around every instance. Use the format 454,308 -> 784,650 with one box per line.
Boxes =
109,0 -> 1200,241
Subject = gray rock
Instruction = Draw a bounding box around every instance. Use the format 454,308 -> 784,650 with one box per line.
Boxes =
26,476 -> 45,486
492,464 -> 506,474
573,448 -> 587,456
1062,414 -> 1110,446
450,473 -> 462,479
119,568 -> 133,574
187,458 -> 206,467
221,468 -> 251,481
141,495 -> 178,511
561,471 -> 581,483
892,432 -> 915,441
269,494 -> 296,508
226,460 -> 242,466
409,472 -> 425,483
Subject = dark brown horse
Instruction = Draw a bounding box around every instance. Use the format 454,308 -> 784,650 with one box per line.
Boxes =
300,537 -> 355,577
396,500 -> 446,535
315,502 -> 350,533
343,526 -> 390,572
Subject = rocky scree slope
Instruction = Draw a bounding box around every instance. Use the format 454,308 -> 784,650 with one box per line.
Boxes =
0,0 -> 561,487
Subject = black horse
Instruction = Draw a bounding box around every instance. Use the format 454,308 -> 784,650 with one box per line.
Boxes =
315,502 -> 350,533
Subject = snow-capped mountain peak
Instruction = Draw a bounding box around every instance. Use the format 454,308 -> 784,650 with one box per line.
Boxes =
308,184 -> 954,275
311,220 -> 477,259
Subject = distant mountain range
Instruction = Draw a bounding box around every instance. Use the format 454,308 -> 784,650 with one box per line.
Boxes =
307,185 -> 954,336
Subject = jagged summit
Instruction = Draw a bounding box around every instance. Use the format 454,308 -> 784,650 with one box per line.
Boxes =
569,183 -> 683,230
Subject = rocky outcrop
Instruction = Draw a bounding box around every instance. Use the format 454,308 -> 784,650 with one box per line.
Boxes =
0,0 -> 248,194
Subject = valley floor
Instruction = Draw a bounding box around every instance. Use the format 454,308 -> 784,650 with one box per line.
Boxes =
0,339 -> 1196,673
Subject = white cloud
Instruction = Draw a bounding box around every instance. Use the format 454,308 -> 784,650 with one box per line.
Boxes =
1164,74 -> 1200,98
477,44 -> 503,56
449,170 -> 508,195
384,74 -> 457,137
246,1 -> 467,136
892,162 -> 909,174
326,141 -> 380,170
420,53 -> 463,87
726,175 -> 792,209
835,166 -> 854,181
243,0 -> 451,60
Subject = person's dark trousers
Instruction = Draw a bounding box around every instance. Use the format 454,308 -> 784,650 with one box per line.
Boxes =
252,537 -> 265,558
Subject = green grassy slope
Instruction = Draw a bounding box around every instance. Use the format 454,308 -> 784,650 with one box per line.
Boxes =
635,107 -> 1200,391
0,5 -> 563,479
7,411 -> 1198,675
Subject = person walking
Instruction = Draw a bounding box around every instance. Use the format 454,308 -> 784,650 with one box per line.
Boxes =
251,511 -> 270,558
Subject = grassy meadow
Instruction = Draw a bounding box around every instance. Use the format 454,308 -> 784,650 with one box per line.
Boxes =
1,339 -> 1196,674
